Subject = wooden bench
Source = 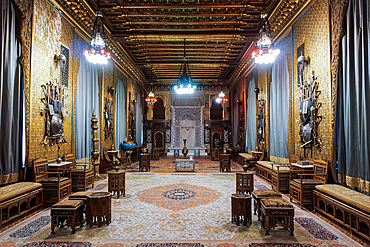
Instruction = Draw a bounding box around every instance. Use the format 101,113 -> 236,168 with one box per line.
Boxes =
0,182 -> 43,229
313,184 -> 370,241
256,161 -> 291,193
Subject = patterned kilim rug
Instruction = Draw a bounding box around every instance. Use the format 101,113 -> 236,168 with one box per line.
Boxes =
0,174 -> 362,247
127,156 -> 244,172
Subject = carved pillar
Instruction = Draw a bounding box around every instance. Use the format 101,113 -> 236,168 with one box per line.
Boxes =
91,109 -> 101,179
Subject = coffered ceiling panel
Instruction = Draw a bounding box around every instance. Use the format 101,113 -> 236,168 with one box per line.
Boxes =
56,0 -> 309,86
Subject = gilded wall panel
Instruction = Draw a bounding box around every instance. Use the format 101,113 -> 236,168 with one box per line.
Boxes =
292,0 -> 331,160
100,63 -> 114,153
29,0 -> 74,161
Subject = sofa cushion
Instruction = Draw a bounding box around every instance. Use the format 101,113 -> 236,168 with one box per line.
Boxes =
257,161 -> 274,170
253,189 -> 282,197
261,198 -> 293,208
316,184 -> 370,214
292,179 -> 322,185
0,182 -> 42,204
239,153 -> 254,160
257,161 -> 290,173
72,168 -> 93,173
41,177 -> 70,183
52,199 -> 83,208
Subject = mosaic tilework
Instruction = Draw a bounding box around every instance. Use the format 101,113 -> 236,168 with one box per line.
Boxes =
295,218 -> 338,240
137,183 -> 221,210
9,216 -> 50,238
23,242 -> 91,247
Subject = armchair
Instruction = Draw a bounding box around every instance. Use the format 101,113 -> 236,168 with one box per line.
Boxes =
64,154 -> 94,191
33,158 -> 72,207
289,159 -> 329,209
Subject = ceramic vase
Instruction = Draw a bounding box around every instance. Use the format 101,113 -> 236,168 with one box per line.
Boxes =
182,139 -> 188,158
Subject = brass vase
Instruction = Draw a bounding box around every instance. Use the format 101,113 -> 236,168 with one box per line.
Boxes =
182,139 -> 188,158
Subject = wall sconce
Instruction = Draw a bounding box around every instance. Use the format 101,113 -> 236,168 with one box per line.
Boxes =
237,99 -> 243,106
54,54 -> 66,69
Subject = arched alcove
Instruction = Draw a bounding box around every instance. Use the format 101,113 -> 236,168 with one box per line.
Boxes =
153,98 -> 165,120
210,98 -> 223,120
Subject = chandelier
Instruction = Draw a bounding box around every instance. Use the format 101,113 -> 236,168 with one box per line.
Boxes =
84,3 -> 111,65
173,39 -> 196,95
145,82 -> 157,104
216,82 -> 228,104
251,5 -> 280,64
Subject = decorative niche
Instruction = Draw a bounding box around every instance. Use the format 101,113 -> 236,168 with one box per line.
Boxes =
54,44 -> 70,87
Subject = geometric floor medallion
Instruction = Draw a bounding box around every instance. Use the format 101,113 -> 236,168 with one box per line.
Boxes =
137,183 -> 221,210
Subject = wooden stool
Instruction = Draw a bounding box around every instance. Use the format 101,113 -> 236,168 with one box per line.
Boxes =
139,154 -> 151,172
260,198 -> 294,236
236,172 -> 254,194
108,170 -> 125,197
87,192 -> 112,227
231,193 -> 252,226
51,199 -> 84,234
252,189 -> 282,221
151,149 -> 159,160
219,154 -> 231,172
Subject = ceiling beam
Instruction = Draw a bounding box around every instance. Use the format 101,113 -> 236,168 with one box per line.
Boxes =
110,20 -> 258,25
100,3 -> 262,9
112,30 -> 258,37
105,13 -> 258,18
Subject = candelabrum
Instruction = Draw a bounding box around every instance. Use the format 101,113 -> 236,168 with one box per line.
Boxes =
91,109 -> 102,179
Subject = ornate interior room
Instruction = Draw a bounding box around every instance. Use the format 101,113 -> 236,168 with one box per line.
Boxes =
0,0 -> 370,246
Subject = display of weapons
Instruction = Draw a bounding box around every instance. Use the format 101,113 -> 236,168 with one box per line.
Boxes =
40,79 -> 68,146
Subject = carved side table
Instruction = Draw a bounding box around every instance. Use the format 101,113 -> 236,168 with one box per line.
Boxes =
219,154 -> 231,172
87,192 -> 112,227
231,193 -> 252,226
139,154 -> 151,172
236,172 -> 254,194
211,148 -> 221,161
108,170 -> 125,197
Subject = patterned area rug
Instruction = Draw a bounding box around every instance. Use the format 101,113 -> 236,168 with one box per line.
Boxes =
23,242 -> 91,247
295,217 -> 338,240
0,174 -> 361,247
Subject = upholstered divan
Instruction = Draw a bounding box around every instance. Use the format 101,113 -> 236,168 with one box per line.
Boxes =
238,151 -> 265,170
313,184 -> 370,241
0,182 -> 43,229
256,159 -> 292,193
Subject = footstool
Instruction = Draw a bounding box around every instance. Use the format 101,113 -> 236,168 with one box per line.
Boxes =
69,191 -> 92,219
252,189 -> 282,220
69,191 -> 91,201
51,199 -> 84,234
231,193 -> 252,226
260,198 -> 294,236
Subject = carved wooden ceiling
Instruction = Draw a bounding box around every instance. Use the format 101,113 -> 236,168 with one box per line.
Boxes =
56,0 -> 311,87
